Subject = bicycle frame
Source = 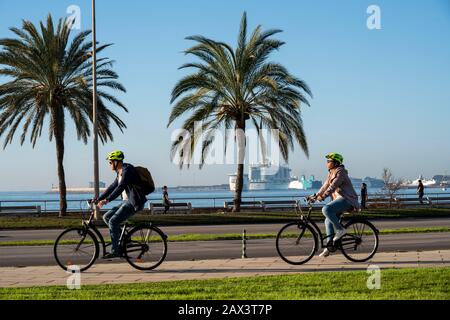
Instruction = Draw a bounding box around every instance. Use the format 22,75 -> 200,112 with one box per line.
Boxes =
81,202 -> 165,257
276,198 -> 380,265
299,199 -> 379,250
298,201 -> 347,249
54,201 -> 169,272
81,203 -> 129,257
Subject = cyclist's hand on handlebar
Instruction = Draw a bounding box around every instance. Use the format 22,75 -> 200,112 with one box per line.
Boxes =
306,194 -> 317,203
97,199 -> 108,209
307,194 -> 324,203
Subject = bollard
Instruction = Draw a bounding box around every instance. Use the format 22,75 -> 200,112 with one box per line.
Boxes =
242,229 -> 247,259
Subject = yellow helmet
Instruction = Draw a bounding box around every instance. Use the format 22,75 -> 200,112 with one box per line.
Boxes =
106,150 -> 124,161
325,153 -> 343,165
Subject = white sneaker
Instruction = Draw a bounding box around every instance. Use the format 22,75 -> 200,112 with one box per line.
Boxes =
333,229 -> 346,242
319,248 -> 331,258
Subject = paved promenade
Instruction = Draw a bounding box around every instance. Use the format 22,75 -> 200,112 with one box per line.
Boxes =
1,249 -> 449,288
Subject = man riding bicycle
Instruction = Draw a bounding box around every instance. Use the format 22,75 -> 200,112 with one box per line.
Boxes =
310,153 -> 360,257
96,150 -> 147,259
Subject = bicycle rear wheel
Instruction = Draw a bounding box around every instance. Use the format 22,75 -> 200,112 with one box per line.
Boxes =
340,219 -> 379,262
276,222 -> 317,265
124,225 -> 167,271
54,227 -> 99,272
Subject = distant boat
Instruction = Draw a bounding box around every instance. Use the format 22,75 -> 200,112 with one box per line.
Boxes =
50,181 -> 107,193
402,177 -> 437,188
229,164 -> 294,191
50,187 -> 107,194
289,175 -> 322,190
229,164 -> 322,191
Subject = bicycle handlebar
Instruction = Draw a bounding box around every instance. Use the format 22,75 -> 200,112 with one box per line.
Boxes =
305,196 -> 316,205
87,199 -> 97,211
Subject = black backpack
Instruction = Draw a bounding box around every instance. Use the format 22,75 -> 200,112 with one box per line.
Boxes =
134,166 -> 155,195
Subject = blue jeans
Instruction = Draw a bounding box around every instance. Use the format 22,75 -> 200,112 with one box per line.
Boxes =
322,197 -> 353,242
103,201 -> 139,254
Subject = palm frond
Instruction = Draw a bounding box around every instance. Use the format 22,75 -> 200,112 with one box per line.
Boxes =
0,14 -> 128,149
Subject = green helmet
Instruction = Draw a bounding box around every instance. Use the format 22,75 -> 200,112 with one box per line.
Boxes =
106,150 -> 125,161
326,152 -> 343,165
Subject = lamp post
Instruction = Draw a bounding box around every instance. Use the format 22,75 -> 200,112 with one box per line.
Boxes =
92,0 -> 100,219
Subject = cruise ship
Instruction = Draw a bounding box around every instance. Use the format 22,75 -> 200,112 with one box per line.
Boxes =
229,164 -> 321,191
402,176 -> 438,188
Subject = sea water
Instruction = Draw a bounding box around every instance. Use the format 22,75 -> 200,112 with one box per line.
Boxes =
0,188 -> 448,212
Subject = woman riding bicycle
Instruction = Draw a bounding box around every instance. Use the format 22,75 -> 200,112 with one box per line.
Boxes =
310,153 -> 360,257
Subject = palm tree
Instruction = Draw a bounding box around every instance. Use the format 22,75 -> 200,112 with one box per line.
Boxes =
0,15 -> 127,217
168,12 -> 312,212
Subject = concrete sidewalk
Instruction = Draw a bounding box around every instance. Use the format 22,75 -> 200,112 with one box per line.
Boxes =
1,250 -> 449,288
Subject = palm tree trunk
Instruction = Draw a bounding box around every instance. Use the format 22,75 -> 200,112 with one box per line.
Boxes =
52,110 -> 67,217
233,121 -> 246,212
233,163 -> 245,212
56,133 -> 67,217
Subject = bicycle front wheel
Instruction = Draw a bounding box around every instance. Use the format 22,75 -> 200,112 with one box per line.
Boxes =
276,222 -> 317,265
54,227 -> 99,272
340,219 -> 379,262
124,225 -> 167,271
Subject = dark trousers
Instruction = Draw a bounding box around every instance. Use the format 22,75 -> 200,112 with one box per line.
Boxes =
103,201 -> 136,254
361,194 -> 367,209
419,192 -> 424,204
164,204 -> 170,214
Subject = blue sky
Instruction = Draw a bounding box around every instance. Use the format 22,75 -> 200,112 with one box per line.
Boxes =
0,0 -> 449,191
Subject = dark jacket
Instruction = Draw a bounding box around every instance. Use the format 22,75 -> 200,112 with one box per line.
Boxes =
163,191 -> 170,205
98,163 -> 147,211
417,183 -> 424,194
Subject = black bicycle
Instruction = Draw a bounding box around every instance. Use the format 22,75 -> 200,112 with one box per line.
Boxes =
54,201 -> 168,272
276,198 -> 379,265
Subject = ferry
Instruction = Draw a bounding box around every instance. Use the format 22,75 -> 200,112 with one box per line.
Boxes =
229,164 -> 321,191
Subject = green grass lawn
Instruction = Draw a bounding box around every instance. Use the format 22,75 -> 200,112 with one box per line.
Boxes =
0,267 -> 449,300
1,226 -> 449,247
0,212 -> 298,230
1,208 -> 450,230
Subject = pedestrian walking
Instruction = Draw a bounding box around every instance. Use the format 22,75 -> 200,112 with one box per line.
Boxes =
360,183 -> 368,209
417,180 -> 424,204
163,186 -> 171,214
